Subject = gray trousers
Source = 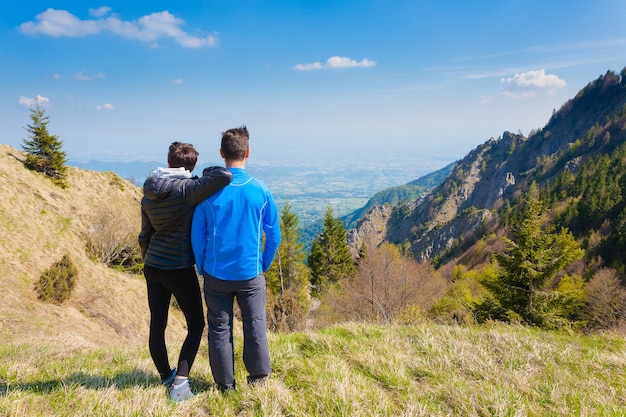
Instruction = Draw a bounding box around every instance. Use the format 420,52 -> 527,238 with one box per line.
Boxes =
203,273 -> 271,389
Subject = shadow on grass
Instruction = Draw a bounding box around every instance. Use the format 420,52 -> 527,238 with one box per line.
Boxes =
2,369 -> 182,395
1,372 -> 218,396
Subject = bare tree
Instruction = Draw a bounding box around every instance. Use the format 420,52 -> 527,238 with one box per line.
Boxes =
340,242 -> 445,323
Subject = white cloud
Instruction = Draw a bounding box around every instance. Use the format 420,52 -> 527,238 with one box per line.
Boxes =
171,78 -> 183,84
294,56 -> 377,71
73,71 -> 106,81
18,95 -> 50,107
96,103 -> 115,110
74,71 -> 90,81
500,69 -> 566,99
19,8 -> 218,48
502,69 -> 566,88
89,6 -> 112,17
20,9 -> 100,37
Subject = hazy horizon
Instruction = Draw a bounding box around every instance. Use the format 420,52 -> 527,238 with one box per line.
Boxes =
2,2 -> 625,169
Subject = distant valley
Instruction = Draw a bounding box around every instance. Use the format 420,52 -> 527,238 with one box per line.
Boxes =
69,153 -> 458,226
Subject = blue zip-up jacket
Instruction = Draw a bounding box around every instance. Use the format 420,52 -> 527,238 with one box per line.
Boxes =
191,167 -> 281,281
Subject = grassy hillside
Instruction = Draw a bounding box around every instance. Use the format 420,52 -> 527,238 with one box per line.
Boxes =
0,144 -> 188,348
1,322 -> 625,416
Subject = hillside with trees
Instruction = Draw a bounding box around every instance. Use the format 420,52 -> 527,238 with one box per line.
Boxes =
342,162 -> 455,230
0,143 -> 189,347
347,67 -> 626,330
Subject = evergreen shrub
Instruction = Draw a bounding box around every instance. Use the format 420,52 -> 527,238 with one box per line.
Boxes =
35,254 -> 78,303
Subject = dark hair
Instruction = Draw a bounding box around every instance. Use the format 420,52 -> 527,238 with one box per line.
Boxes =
168,141 -> 198,172
221,125 -> 249,161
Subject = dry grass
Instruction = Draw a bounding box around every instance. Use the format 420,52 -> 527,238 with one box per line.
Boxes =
1,322 -> 625,416
0,144 -> 187,347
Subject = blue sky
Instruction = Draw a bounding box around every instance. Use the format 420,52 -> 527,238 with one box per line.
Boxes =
1,1 -> 625,166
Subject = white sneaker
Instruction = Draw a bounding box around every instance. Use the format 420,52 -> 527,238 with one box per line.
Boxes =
169,379 -> 194,402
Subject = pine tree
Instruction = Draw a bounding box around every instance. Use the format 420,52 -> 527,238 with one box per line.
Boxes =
308,206 -> 356,296
265,202 -> 311,331
477,183 -> 584,327
266,202 -> 309,294
22,101 -> 68,187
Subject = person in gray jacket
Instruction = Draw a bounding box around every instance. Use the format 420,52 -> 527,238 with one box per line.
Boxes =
139,141 -> 231,402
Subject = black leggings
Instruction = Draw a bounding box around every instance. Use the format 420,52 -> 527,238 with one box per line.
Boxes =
144,265 -> 205,379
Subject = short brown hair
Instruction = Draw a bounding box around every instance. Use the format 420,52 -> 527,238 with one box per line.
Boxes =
221,126 -> 249,161
168,141 -> 198,172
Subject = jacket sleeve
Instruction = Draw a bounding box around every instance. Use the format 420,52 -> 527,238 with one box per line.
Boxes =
261,191 -> 281,272
191,203 -> 208,276
183,166 -> 232,206
138,204 -> 154,260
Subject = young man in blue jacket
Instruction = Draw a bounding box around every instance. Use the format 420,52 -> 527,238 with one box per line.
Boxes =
191,125 -> 281,391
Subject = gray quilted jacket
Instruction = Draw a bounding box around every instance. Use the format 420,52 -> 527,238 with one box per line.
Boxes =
138,166 -> 231,270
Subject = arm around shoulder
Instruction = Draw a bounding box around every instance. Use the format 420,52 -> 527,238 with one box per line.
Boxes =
184,167 -> 232,205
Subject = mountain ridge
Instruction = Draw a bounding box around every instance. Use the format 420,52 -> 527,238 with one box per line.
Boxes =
352,66 -> 626,272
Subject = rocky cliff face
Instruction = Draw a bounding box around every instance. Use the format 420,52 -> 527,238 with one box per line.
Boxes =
350,68 -> 626,264
383,132 -> 524,262
347,204 -> 393,256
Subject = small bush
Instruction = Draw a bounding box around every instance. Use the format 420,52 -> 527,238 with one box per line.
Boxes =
583,268 -> 626,331
84,207 -> 142,273
429,271 -> 485,325
395,304 -> 426,325
35,254 -> 78,304
267,289 -> 309,332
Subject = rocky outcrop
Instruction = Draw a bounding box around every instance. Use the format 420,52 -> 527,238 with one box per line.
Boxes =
347,204 -> 393,255
411,208 -> 496,262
